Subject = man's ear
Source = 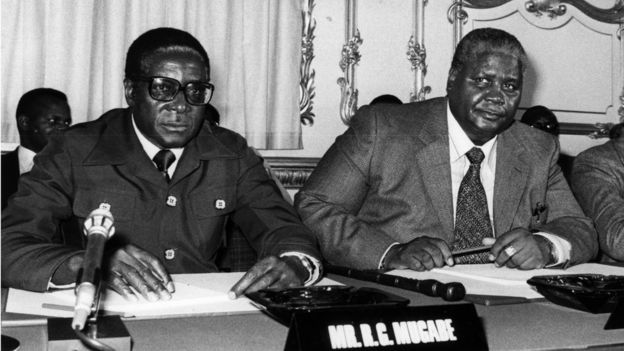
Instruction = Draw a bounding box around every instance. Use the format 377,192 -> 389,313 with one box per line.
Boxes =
17,115 -> 30,132
123,79 -> 136,107
446,68 -> 458,93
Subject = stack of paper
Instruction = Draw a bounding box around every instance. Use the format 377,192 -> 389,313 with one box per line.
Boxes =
5,273 -> 258,319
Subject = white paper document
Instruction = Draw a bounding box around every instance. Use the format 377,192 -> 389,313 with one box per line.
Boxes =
6,273 -> 255,320
386,263 -> 624,299
4,273 -> 342,324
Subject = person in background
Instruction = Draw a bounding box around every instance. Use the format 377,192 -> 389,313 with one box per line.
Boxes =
1,88 -> 71,210
520,105 -> 559,135
2,27 -> 322,300
296,28 -> 597,272
571,122 -> 624,263
609,122 -> 624,140
520,105 -> 574,181
370,94 -> 402,105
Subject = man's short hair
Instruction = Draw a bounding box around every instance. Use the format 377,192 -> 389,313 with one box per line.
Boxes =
16,88 -> 68,121
450,27 -> 527,75
521,105 -> 559,136
125,27 -> 210,79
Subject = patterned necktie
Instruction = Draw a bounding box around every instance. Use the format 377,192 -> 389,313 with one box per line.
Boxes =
153,149 -> 176,182
453,147 -> 492,264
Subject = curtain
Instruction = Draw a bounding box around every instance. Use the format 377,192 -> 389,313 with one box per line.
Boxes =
1,0 -> 303,149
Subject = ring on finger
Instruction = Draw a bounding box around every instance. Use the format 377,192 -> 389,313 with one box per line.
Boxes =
504,246 -> 517,257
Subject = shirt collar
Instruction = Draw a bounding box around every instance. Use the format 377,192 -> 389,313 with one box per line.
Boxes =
17,145 -> 36,174
131,114 -> 184,161
447,103 -> 497,164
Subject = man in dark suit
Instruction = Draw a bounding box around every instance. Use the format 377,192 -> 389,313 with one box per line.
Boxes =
1,88 -> 71,210
2,28 -> 321,300
571,128 -> 624,263
295,28 -> 597,271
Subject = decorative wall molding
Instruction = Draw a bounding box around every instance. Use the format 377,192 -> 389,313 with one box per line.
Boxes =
525,0 -> 567,18
337,0 -> 362,125
619,83 -> 624,123
448,0 -> 468,48
265,157 -> 320,189
457,0 -> 624,23
525,0 -> 624,23
300,0 -> 316,126
408,0 -> 431,102
559,122 -> 615,138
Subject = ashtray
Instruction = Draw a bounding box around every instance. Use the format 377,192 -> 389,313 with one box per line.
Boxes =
527,274 -> 624,313
246,285 -> 409,324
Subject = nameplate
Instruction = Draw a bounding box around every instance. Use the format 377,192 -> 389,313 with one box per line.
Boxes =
284,304 -> 487,351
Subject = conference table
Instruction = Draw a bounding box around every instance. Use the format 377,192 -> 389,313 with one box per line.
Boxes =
2,273 -> 623,351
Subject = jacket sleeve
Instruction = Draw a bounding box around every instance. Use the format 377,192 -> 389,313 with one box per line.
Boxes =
230,144 -> 321,262
571,143 -> 624,262
294,106 -> 400,269
1,134 -> 82,291
536,138 -> 598,265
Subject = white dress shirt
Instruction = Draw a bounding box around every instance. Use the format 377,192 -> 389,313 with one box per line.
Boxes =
446,104 -> 570,265
132,116 -> 183,178
379,104 -> 570,268
448,108 -> 497,228
18,146 -> 37,174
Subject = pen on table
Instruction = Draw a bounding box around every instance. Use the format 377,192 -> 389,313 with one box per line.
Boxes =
451,245 -> 492,257
42,303 -> 74,312
41,303 -> 131,317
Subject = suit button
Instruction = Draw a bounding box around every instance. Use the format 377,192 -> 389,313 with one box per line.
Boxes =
166,195 -> 177,207
164,249 -> 176,260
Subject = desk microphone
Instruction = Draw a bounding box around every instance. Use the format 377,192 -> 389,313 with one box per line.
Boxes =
72,203 -> 115,330
326,265 -> 466,302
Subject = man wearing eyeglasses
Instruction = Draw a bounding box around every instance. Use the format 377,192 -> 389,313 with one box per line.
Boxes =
2,28 -> 322,301
1,88 -> 72,210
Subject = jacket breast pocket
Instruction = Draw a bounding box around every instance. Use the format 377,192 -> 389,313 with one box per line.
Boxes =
190,186 -> 237,219
73,189 -> 135,222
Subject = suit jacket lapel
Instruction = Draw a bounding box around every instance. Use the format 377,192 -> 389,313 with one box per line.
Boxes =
83,111 -> 242,187
614,139 -> 624,166
493,126 -> 529,235
170,124 -> 240,185
82,109 -> 164,186
415,98 -> 454,236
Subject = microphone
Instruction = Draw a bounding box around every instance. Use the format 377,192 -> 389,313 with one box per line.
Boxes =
72,203 -> 115,330
325,265 -> 466,302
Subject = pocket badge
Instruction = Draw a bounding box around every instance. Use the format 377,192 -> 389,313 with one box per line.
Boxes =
215,199 -> 226,210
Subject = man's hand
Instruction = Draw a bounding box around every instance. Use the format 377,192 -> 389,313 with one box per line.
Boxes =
228,256 -> 308,299
383,237 -> 454,271
489,228 -> 551,269
105,244 -> 174,301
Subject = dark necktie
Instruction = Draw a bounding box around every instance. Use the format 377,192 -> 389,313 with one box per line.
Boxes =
452,147 -> 492,264
153,149 -> 176,182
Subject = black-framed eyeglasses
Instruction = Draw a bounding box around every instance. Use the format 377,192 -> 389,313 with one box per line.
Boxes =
130,76 -> 214,105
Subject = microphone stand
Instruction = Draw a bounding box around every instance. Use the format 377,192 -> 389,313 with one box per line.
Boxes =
73,286 -> 118,351
47,204 -> 131,351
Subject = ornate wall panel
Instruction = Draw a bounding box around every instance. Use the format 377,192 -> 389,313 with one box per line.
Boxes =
408,0 -> 431,102
300,0 -> 317,126
266,157 -> 319,189
337,0 -> 433,124
337,0 -> 362,125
